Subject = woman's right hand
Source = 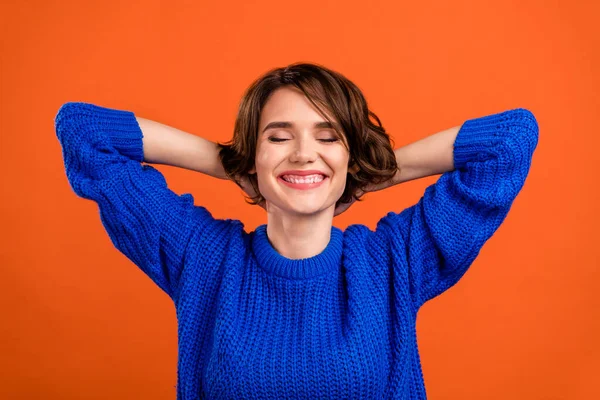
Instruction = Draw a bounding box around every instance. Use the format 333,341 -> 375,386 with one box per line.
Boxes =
237,175 -> 267,211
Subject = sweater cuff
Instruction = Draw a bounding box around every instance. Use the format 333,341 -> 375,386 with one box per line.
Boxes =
75,102 -> 145,163
453,109 -> 516,170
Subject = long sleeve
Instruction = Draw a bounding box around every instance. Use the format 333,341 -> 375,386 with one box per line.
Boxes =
54,102 -> 224,300
373,108 -> 539,311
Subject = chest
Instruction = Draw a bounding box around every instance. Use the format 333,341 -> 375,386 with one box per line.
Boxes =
200,282 -> 393,398
201,319 -> 392,399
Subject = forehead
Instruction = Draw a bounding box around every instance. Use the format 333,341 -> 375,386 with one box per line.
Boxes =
259,86 -> 334,125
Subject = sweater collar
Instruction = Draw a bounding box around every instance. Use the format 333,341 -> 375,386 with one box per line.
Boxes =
251,224 -> 343,280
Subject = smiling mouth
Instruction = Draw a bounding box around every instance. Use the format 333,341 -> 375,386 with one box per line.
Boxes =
278,175 -> 328,189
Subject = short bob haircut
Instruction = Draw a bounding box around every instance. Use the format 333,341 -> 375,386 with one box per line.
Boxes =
216,61 -> 400,210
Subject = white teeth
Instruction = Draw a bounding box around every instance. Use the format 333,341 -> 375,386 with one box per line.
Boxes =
281,174 -> 325,184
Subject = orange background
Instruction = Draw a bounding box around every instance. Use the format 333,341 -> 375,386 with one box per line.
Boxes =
1,0 -> 599,398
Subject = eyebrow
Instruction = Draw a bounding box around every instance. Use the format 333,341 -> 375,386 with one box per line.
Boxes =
262,121 -> 340,134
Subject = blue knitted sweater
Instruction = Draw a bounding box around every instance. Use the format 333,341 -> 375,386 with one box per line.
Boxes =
54,102 -> 538,399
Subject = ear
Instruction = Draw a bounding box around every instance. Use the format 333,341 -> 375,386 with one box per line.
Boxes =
248,166 -> 256,174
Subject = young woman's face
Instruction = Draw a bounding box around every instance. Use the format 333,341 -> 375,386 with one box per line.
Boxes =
249,86 -> 350,216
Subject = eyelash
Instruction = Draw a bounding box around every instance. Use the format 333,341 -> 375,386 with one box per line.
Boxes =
268,138 -> 339,143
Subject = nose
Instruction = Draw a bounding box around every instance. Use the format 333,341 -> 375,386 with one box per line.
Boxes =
289,138 -> 318,163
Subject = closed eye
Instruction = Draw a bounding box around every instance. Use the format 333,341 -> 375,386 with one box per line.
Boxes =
268,138 -> 339,143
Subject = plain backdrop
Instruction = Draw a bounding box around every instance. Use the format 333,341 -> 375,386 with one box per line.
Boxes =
1,0 -> 598,399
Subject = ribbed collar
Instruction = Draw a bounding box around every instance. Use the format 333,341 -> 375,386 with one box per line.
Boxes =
251,224 -> 343,280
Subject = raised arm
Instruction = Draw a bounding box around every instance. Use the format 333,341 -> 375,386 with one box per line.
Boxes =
371,108 -> 539,311
136,116 -> 229,180
54,102 -> 241,301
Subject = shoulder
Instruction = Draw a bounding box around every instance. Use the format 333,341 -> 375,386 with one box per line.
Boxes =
343,222 -> 391,259
189,205 -> 247,252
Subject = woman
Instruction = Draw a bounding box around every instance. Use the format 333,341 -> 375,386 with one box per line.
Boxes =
54,62 -> 539,399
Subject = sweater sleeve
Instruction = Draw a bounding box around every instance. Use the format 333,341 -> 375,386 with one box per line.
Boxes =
373,108 -> 539,311
54,102 -> 225,299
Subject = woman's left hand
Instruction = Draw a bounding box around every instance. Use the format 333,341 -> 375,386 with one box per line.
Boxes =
333,187 -> 369,217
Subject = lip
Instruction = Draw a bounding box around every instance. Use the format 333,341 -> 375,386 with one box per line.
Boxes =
278,175 -> 328,190
277,169 -> 329,178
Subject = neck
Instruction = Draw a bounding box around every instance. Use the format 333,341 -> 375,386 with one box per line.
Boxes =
266,207 -> 334,260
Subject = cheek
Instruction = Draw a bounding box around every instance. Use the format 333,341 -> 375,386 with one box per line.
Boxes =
254,152 -> 276,189
333,153 -> 351,173
255,150 -> 275,169
335,174 -> 349,192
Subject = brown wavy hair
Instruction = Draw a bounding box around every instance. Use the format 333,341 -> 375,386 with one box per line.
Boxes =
216,62 -> 400,210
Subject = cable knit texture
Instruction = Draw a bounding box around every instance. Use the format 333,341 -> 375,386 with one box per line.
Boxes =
54,102 -> 539,399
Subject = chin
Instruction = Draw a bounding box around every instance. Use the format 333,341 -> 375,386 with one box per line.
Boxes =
268,201 -> 326,216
